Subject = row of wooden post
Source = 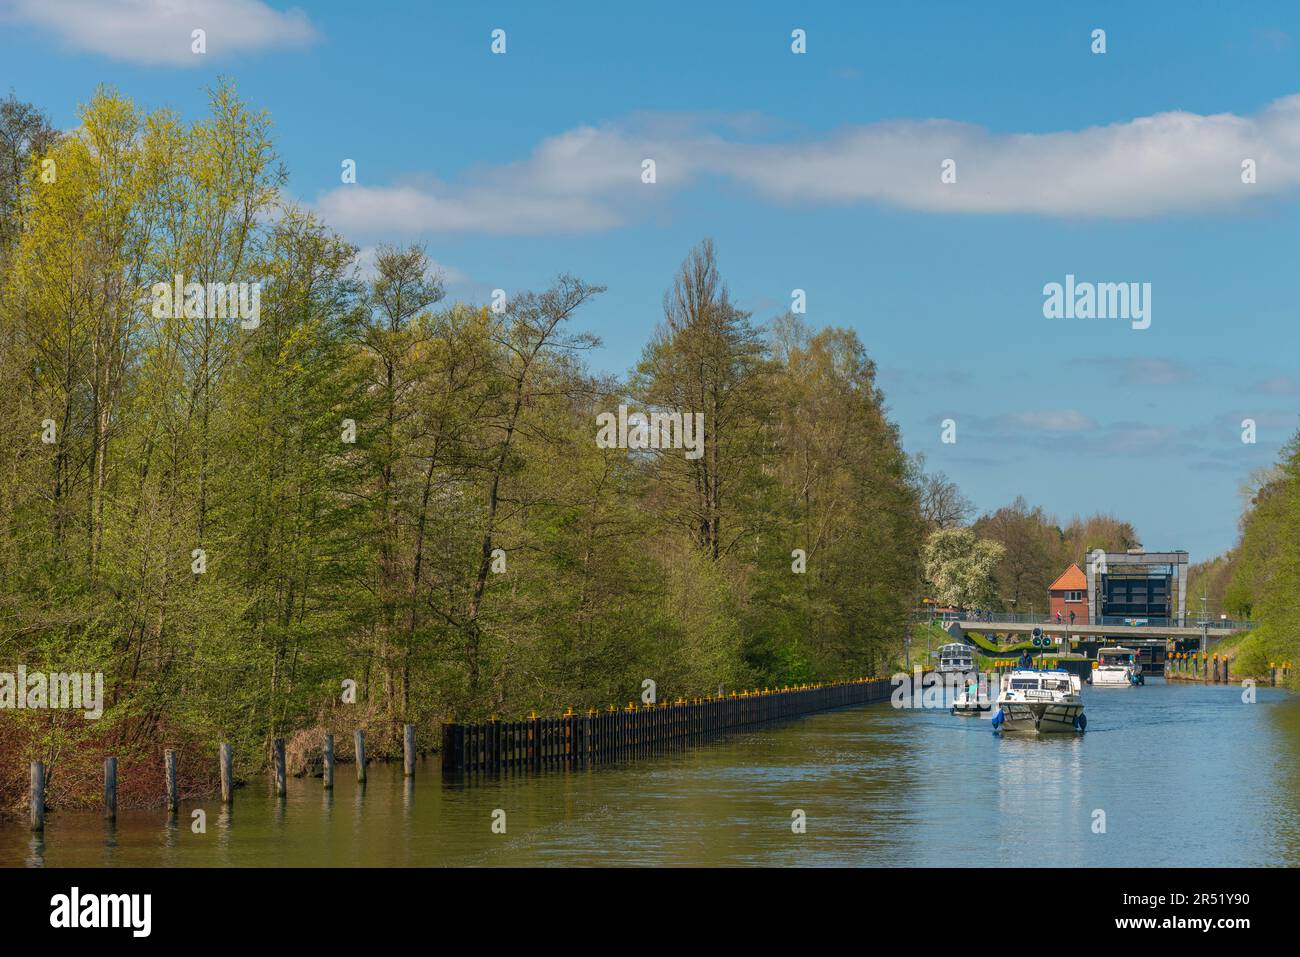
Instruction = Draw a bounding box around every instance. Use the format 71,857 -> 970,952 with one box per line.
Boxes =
1167,652 -> 1232,683
441,678 -> 896,775
29,724 -> 418,832
1167,653 -> 1295,686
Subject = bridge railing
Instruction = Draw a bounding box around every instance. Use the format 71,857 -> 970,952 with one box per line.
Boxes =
912,611 -> 1256,631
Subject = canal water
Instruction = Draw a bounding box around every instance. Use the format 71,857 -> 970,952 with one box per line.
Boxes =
3,679 -> 1297,866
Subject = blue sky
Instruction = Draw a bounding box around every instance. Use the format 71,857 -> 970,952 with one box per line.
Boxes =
3,0 -> 1298,561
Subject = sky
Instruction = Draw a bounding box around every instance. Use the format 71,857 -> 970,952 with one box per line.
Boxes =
2,0 -> 1297,562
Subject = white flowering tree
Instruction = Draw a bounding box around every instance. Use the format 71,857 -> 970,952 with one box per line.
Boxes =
923,528 -> 1005,612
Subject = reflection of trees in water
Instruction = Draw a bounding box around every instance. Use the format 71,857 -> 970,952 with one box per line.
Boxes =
1266,696 -> 1300,861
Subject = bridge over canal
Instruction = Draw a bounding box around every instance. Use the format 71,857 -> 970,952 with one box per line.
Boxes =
929,612 -> 1257,643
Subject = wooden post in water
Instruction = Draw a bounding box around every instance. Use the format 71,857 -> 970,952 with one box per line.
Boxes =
354,729 -> 366,783
273,738 -> 286,797
30,760 -> 45,831
220,743 -> 233,804
104,757 -> 117,821
403,724 -> 416,778
164,749 -> 178,814
323,734 -> 334,789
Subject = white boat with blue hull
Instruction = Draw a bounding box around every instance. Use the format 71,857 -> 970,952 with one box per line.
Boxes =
991,669 -> 1086,734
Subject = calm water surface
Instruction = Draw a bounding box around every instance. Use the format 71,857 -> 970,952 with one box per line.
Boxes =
4,679 -> 1297,866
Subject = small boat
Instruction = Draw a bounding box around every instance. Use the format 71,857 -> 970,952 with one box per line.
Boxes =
935,642 -> 975,674
991,668 -> 1086,733
1092,646 -> 1143,686
951,676 -> 993,716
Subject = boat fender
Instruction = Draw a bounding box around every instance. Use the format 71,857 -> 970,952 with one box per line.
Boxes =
991,709 -> 1005,730
1073,713 -> 1087,732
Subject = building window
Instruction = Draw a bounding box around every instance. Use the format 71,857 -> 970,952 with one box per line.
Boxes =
1065,590 -> 1084,602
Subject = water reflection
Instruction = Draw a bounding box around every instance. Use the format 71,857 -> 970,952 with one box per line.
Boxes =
26,834 -> 43,868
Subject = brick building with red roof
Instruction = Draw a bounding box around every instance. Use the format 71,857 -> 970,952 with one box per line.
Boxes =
1048,563 -> 1089,626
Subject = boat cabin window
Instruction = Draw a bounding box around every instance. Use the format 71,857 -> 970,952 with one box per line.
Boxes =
1010,678 -> 1039,689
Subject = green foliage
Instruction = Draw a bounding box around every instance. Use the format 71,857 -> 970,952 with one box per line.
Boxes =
1223,432 -> 1300,684
971,500 -> 1137,614
923,528 -> 1004,610
0,91 -> 925,807
962,630 -> 1034,654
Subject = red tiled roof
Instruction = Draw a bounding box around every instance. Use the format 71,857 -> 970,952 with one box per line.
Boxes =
1048,563 -> 1087,592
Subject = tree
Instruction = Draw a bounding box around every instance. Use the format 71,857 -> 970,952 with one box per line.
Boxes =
974,496 -> 1062,612
0,93 -> 58,261
923,528 -> 1004,611
913,456 -> 973,530
1060,513 -> 1138,560
633,239 -> 770,560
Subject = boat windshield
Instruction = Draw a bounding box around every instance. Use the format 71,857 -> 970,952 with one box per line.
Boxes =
1009,676 -> 1073,692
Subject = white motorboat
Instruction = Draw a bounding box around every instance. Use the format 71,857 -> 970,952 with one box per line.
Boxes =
951,675 -> 993,716
992,668 -> 1086,733
935,642 -> 975,674
1092,646 -> 1143,686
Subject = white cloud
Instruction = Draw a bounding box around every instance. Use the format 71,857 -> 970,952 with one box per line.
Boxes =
313,95 -> 1300,236
1,0 -> 318,65
1251,375 -> 1300,396
316,183 -> 625,237
1085,357 -> 1194,387
1002,410 -> 1096,433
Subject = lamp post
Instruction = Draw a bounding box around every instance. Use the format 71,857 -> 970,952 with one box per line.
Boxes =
1200,594 -> 1209,655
